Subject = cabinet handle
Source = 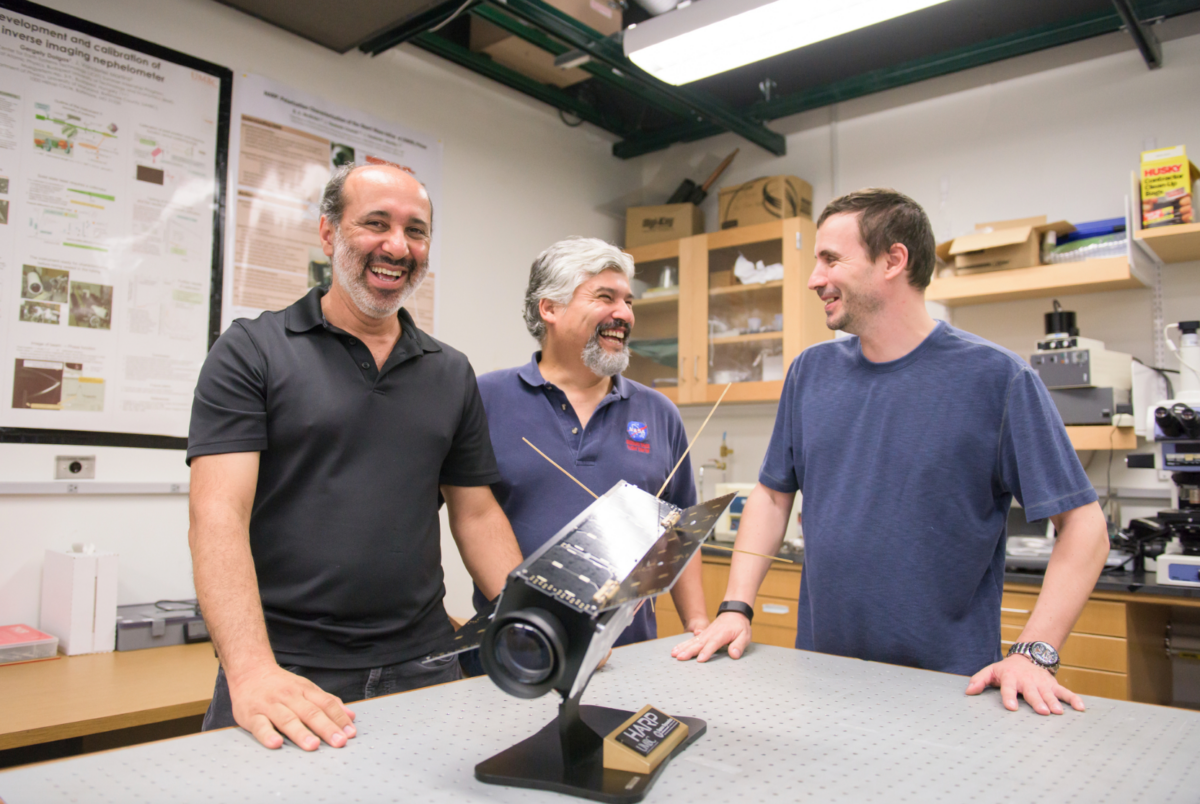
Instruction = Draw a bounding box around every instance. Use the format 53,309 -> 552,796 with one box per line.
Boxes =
1000,607 -> 1030,614
761,603 -> 790,615
694,356 -> 699,380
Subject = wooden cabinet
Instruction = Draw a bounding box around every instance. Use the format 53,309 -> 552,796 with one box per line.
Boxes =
655,554 -> 802,649
626,219 -> 831,406
999,589 -> 1172,703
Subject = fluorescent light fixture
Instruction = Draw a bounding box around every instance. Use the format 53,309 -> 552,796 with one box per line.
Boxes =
624,0 -> 955,86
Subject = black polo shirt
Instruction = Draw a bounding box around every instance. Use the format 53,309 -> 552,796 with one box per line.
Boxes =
187,288 -> 501,669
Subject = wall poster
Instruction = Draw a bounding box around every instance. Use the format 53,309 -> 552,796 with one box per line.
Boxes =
0,0 -> 230,447
223,74 -> 442,334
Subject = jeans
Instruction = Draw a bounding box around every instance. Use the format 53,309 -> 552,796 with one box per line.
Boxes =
201,654 -> 461,731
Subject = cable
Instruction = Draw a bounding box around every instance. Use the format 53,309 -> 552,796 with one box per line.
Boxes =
559,108 -> 584,127
428,0 -> 475,33
1132,356 -> 1177,400
1099,427 -> 1117,521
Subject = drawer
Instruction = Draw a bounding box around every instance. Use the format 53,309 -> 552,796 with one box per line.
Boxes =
754,595 -> 798,629
1001,592 -> 1127,637
759,566 -> 802,600
1001,625 -> 1127,673
701,562 -> 731,619
1055,666 -> 1129,701
654,593 -> 677,613
751,624 -> 797,649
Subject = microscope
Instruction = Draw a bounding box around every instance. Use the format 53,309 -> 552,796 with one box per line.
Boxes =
1122,321 -> 1200,586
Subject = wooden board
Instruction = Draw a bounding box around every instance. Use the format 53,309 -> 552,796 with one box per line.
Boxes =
926,257 -> 1145,307
1136,221 -> 1200,264
1067,426 -> 1137,451
0,643 -> 219,751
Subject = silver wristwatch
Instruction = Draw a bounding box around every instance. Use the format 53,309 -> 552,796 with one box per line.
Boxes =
1007,641 -> 1060,675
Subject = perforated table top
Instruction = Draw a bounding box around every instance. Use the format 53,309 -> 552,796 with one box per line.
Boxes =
4,639 -> 1199,803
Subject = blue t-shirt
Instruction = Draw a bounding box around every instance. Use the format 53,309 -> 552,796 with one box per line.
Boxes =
759,322 -> 1096,676
477,353 -> 697,645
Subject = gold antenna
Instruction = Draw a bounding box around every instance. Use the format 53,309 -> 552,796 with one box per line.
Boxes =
522,437 -> 597,499
657,382 -> 733,498
702,543 -> 794,564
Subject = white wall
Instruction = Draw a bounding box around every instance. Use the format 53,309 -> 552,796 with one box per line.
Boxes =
0,0 -> 635,625
5,4 -> 1200,627
641,18 -> 1200,525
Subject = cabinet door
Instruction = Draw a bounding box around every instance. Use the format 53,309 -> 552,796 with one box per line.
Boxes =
627,240 -> 687,403
687,219 -> 830,404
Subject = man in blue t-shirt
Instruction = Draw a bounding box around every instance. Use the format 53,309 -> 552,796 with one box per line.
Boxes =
477,237 -> 709,646
672,189 -> 1109,716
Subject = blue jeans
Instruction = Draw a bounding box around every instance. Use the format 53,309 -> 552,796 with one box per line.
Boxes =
201,654 -> 461,731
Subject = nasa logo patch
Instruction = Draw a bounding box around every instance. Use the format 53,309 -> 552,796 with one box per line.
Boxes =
627,421 -> 648,442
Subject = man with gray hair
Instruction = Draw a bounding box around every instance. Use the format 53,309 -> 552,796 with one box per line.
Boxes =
474,237 -> 709,647
187,163 -> 523,752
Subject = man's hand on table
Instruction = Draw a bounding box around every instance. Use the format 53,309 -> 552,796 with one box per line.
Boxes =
229,663 -> 358,750
670,612 -> 751,662
965,654 -> 1085,715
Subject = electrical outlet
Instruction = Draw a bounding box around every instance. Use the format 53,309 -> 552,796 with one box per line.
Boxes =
55,455 -> 95,479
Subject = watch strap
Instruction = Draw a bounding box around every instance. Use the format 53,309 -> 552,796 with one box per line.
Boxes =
717,600 -> 754,622
1007,641 -> 1059,675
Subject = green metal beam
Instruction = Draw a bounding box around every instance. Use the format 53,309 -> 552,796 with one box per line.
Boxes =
490,0 -> 786,157
613,0 -> 1200,158
409,32 -> 623,136
469,4 -> 697,121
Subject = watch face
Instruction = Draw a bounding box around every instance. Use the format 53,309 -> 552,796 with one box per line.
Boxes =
1030,642 -> 1059,665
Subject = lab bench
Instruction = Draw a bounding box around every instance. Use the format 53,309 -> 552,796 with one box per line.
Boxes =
3,638 -> 1198,803
657,552 -> 1200,706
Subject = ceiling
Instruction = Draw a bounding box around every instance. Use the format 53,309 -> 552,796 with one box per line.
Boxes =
216,0 -> 1200,158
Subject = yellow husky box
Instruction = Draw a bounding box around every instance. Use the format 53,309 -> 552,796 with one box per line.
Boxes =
1141,145 -> 1199,228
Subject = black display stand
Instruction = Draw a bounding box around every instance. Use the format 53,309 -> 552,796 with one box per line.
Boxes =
476,695 -> 705,803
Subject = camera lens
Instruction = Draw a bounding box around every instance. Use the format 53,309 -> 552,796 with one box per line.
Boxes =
495,623 -> 554,684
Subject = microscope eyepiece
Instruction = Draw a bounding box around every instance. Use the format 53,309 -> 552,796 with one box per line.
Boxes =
1157,406 -> 1187,438
1172,404 -> 1200,438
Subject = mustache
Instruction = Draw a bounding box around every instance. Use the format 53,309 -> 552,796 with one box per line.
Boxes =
365,253 -> 420,271
593,319 -> 630,337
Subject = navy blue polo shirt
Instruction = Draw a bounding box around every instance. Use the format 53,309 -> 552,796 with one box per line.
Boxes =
476,353 -> 697,645
187,288 -> 501,669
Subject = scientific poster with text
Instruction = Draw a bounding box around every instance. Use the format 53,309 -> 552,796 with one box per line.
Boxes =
224,74 -> 442,334
0,3 -> 227,439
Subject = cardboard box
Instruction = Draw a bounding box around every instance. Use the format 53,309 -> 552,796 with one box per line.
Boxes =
626,203 -> 704,248
709,269 -> 735,288
935,216 -> 1075,274
1141,145 -> 1199,228
40,546 -> 118,655
718,176 -> 813,230
470,0 -> 621,89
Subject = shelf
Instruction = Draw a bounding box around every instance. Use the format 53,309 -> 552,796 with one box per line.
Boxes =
925,256 -> 1146,307
709,331 -> 783,345
632,293 -> 680,310
1135,222 -> 1200,264
709,280 -> 783,297
1066,426 -> 1137,451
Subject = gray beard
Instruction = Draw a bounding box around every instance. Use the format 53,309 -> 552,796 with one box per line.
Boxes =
332,230 -> 429,320
581,332 -> 629,377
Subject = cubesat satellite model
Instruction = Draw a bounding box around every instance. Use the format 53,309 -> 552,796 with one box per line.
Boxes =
421,480 -> 736,803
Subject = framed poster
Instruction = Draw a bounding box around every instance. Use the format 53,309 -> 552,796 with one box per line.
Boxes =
0,0 -> 231,448
223,74 -> 442,334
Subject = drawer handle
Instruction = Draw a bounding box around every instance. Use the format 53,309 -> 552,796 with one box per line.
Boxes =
1001,607 -> 1030,614
761,603 -> 790,615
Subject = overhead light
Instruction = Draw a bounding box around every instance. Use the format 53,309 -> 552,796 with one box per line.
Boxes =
624,0 -> 955,86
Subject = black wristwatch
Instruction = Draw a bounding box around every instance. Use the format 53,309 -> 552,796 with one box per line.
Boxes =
717,600 -> 754,623
1007,641 -> 1060,675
